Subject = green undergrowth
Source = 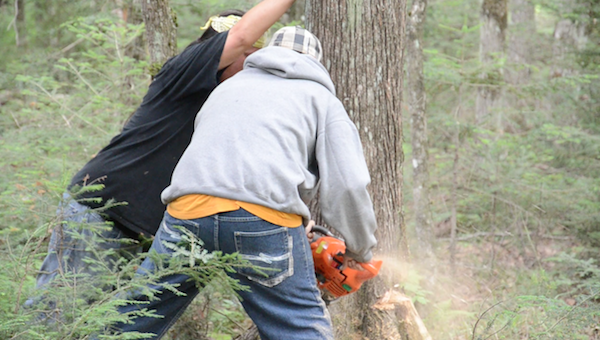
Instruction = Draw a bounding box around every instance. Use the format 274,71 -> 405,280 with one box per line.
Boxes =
0,10 -> 253,339
402,0 -> 600,338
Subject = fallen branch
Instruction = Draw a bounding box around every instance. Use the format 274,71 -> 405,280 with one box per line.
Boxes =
234,324 -> 259,340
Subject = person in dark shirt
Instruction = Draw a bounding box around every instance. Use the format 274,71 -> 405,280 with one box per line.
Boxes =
27,0 -> 297,310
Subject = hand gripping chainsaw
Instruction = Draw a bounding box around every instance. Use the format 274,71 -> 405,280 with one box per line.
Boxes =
310,225 -> 383,303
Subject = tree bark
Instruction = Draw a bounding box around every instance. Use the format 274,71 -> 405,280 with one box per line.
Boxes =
506,0 -> 534,85
117,0 -> 146,61
552,19 -> 588,78
407,0 -> 433,258
141,0 -> 177,75
15,0 -> 26,46
475,0 -> 507,127
306,0 -> 419,338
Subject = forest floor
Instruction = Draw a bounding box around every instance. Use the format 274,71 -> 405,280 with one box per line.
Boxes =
418,231 -> 598,339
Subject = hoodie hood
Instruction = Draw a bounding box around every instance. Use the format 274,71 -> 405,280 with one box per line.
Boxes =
244,46 -> 336,95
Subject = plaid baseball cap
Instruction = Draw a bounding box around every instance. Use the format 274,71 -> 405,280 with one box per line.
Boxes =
267,26 -> 323,62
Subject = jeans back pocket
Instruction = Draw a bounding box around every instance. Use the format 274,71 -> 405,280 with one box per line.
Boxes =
234,227 -> 293,287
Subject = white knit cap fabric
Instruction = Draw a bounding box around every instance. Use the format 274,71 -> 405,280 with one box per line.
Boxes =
267,26 -> 323,62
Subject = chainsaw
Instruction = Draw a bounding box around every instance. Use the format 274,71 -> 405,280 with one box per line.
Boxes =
310,225 -> 383,303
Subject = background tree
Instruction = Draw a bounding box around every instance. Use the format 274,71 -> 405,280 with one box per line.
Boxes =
551,0 -> 591,78
115,0 -> 146,61
407,0 -> 434,259
506,0 -> 534,85
7,0 -> 26,46
141,0 -> 177,74
475,0 -> 507,126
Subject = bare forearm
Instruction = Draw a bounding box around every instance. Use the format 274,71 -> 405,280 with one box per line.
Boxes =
220,0 -> 296,68
234,0 -> 296,45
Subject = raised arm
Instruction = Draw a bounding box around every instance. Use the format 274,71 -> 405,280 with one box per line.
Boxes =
219,0 -> 296,69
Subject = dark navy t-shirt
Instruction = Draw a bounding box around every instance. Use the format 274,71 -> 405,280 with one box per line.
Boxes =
69,32 -> 228,238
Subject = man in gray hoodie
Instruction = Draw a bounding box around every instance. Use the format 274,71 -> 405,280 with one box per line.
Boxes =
116,27 -> 378,340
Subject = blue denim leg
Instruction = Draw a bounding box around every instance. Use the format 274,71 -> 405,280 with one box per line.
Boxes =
114,216 -> 201,339
116,209 -> 333,340
25,193 -> 141,309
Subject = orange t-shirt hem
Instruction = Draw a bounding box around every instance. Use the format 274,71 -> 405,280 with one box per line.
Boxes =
166,194 -> 302,228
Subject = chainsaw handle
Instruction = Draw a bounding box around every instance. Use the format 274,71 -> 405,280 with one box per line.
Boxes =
311,226 -> 373,270
310,225 -> 334,237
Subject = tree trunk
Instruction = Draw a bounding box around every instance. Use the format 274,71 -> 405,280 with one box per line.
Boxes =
15,0 -> 26,46
407,0 -> 433,259
305,0 -> 422,338
141,0 -> 177,75
117,0 -> 146,61
552,19 -> 588,78
475,0 -> 507,128
506,0 -> 534,85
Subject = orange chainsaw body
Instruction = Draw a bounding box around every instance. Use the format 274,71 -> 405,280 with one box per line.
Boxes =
311,235 -> 382,300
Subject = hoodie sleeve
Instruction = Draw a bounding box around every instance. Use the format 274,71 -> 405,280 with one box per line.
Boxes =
316,101 -> 378,262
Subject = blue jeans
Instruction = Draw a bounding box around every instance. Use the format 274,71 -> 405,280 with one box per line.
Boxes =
25,194 -> 141,310
116,209 -> 333,340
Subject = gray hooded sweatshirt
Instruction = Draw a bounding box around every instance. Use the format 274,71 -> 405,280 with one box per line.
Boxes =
161,47 -> 378,262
